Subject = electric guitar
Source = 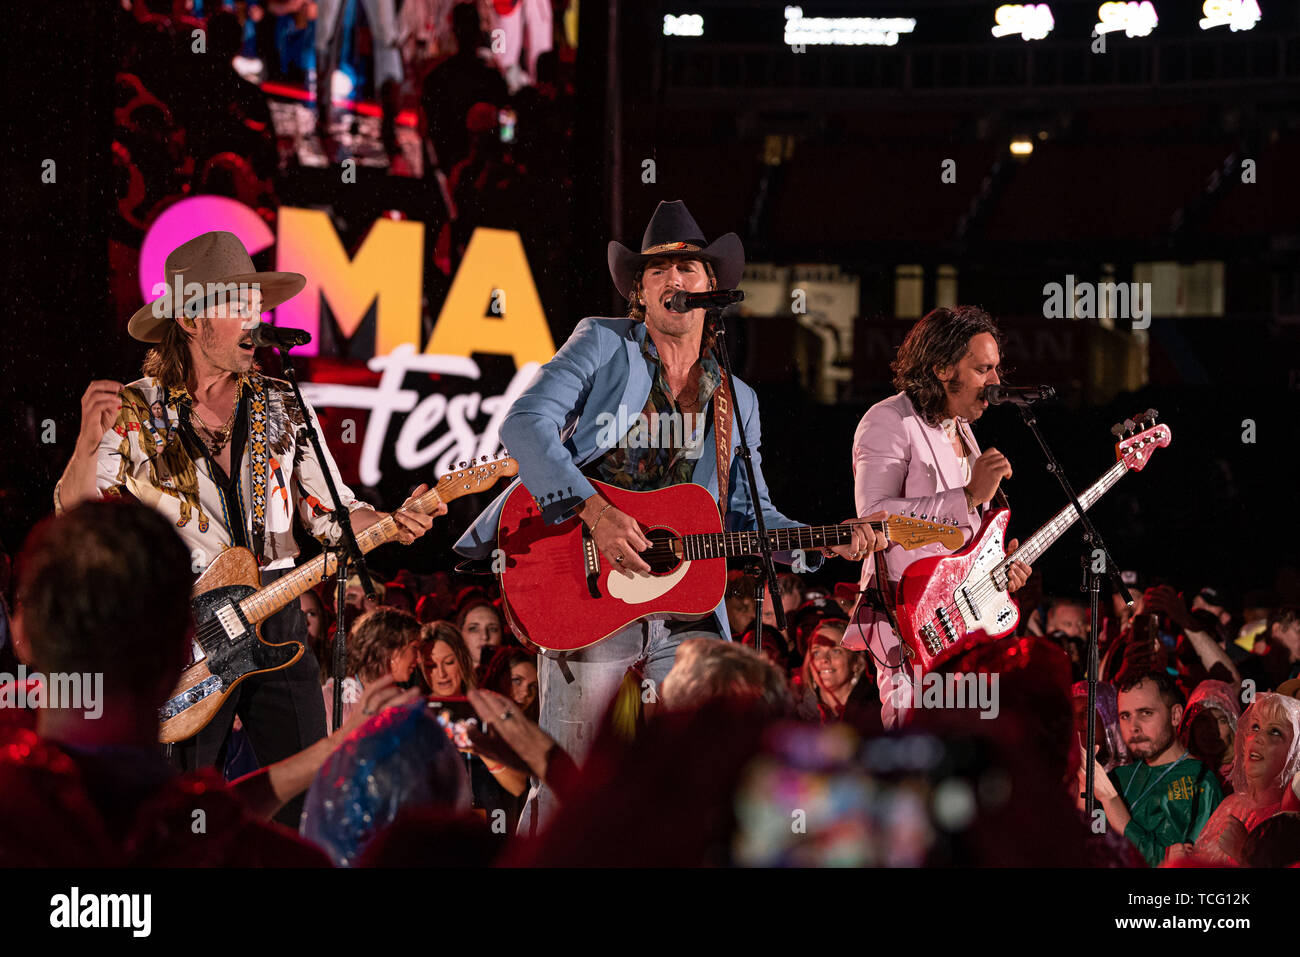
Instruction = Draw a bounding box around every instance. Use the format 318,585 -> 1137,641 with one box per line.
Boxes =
497,478 -> 963,653
158,456 -> 519,743
894,413 -> 1170,673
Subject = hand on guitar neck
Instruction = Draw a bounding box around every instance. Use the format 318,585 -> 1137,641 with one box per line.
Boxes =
350,482 -> 445,544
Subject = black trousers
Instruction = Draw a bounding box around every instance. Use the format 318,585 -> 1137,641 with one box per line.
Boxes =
168,566 -> 329,829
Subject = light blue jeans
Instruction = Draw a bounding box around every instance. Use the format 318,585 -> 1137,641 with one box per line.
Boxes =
517,618 -> 720,836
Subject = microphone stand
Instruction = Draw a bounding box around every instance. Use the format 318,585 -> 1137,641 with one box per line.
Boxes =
707,306 -> 788,652
273,343 -> 378,732
1011,399 -> 1131,825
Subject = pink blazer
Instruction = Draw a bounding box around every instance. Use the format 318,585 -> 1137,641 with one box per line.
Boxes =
845,392 -> 985,659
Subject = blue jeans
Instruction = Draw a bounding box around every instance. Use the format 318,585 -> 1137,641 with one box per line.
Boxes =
517,618 -> 720,836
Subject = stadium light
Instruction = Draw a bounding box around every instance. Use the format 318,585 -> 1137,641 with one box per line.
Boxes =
992,4 -> 1056,41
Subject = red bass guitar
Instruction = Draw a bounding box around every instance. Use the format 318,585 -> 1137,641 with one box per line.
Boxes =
894,413 -> 1171,673
498,478 -> 963,652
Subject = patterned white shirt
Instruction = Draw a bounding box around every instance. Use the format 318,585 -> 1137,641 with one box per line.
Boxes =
55,374 -> 371,572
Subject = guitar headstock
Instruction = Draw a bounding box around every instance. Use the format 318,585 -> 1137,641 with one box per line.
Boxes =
885,514 -> 965,551
437,454 -> 520,502
1112,411 -> 1171,473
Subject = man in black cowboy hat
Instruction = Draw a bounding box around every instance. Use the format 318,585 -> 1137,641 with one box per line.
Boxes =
55,230 -> 440,825
455,200 -> 883,832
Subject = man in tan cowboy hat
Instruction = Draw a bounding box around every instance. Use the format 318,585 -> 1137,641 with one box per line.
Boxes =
454,200 -> 883,833
55,230 -> 440,825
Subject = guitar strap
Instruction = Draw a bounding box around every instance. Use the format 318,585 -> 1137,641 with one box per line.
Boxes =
712,371 -> 734,521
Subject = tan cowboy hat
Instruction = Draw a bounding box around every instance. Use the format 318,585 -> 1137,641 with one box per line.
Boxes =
128,230 -> 306,342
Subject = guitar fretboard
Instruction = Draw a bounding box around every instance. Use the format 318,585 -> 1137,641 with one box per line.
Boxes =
238,486 -> 445,624
997,460 -> 1128,573
682,524 -> 864,561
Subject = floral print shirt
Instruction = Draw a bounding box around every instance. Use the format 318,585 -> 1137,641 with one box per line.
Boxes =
593,335 -> 722,492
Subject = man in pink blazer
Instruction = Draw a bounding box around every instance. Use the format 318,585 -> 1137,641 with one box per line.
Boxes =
846,306 -> 1032,726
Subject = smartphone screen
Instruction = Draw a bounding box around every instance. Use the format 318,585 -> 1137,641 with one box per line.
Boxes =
426,696 -> 479,750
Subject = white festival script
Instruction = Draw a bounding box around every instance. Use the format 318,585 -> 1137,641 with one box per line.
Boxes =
301,344 -> 539,486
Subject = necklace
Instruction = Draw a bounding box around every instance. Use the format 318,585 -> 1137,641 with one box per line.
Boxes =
189,377 -> 245,454
1123,749 -> 1190,808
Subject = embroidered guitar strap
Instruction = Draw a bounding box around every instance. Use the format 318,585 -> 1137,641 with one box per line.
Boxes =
247,374 -> 269,561
713,372 -> 734,522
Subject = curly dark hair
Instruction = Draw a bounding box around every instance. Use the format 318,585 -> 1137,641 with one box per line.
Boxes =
891,306 -> 1004,427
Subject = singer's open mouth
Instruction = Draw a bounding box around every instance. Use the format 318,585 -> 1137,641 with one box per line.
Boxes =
238,339 -> 254,351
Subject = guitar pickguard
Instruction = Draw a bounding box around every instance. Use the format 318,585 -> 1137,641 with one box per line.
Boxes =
606,561 -> 692,604
952,537 -> 1019,637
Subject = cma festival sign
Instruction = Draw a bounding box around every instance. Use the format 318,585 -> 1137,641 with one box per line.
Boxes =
139,196 -> 557,485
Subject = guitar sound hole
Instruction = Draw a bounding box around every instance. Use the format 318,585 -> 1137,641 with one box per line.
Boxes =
642,527 -> 683,575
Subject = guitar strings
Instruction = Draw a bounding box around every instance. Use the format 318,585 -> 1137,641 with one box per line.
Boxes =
184,473 -> 480,662
919,459 -> 1130,644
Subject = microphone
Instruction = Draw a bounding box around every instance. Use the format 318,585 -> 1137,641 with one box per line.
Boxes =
666,289 -> 745,313
983,384 -> 1056,406
249,323 -> 312,349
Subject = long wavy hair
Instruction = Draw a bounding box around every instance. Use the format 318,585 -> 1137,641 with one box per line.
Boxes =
420,620 -> 477,693
891,306 -> 1004,426
141,315 -> 260,390
141,318 -> 196,390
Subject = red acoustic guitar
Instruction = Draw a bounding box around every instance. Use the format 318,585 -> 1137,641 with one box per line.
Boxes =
497,478 -> 963,652
894,413 -> 1171,673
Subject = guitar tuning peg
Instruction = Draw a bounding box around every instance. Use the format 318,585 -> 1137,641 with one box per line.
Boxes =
459,461 -> 468,468
1110,422 -> 1126,437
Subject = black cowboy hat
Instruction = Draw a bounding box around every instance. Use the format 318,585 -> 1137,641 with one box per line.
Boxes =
607,200 -> 744,300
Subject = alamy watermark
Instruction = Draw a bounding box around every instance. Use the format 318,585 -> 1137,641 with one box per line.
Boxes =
1042,274 -> 1151,329
0,667 -> 104,719
594,407 -> 709,458
885,667 -> 1000,719
149,274 -> 261,324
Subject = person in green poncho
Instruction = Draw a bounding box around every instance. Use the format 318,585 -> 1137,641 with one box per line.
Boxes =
1092,670 -> 1224,866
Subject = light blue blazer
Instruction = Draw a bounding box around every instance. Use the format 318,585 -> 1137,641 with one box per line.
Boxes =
454,316 -> 819,638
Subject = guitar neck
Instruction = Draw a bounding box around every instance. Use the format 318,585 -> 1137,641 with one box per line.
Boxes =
683,523 -> 868,561
1000,461 -> 1129,571
239,486 -> 445,625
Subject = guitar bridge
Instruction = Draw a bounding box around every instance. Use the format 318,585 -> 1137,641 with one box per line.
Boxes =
920,623 -> 944,656
581,522 -> 602,599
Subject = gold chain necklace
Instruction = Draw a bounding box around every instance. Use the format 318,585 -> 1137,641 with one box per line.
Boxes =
190,377 -> 245,454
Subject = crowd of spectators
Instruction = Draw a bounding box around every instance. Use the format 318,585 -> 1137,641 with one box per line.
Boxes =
2,498 -> 1297,867
113,0 -> 574,313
